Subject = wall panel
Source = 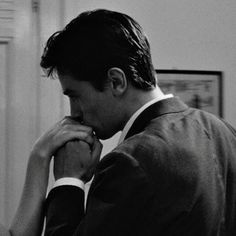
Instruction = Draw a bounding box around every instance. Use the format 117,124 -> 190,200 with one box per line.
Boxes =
0,42 -> 8,225
0,0 -> 14,226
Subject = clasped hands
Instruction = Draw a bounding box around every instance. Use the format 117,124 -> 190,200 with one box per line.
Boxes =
32,117 -> 103,183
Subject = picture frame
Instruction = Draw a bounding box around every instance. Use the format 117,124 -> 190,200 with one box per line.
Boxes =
156,70 -> 223,117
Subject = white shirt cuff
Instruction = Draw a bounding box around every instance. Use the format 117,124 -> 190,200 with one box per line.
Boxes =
53,177 -> 85,191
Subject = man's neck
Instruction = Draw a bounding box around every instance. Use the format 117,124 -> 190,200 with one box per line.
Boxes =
118,87 -> 172,144
127,86 -> 164,116
120,86 -> 165,130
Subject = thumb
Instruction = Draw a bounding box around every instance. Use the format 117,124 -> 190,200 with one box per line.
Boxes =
91,136 -> 103,164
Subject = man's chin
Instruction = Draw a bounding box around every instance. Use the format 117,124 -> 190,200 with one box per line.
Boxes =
95,130 -> 117,141
95,133 -> 108,140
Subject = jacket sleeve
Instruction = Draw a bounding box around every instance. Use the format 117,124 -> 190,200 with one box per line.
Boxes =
44,151 -> 151,236
44,185 -> 85,236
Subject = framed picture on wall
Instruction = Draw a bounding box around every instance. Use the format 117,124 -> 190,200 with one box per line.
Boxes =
156,70 -> 223,117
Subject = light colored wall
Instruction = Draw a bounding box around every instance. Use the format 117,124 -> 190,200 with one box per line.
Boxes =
0,0 -> 66,226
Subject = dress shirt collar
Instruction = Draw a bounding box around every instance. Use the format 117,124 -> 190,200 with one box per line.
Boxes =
118,93 -> 173,145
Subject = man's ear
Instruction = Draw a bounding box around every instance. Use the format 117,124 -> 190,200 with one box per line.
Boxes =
107,67 -> 127,96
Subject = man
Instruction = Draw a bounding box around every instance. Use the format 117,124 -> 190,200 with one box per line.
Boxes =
37,9 -> 236,235
7,9 -> 235,236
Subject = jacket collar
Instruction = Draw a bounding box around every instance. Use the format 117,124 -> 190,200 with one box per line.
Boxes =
124,97 -> 188,140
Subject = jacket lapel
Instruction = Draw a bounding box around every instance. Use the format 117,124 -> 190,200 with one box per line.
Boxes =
124,97 -> 188,140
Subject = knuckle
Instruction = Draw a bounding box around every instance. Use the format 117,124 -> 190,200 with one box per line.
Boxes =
64,140 -> 70,147
87,127 -> 93,134
60,129 -> 68,137
65,140 -> 76,149
65,142 -> 72,149
62,125 -> 74,134
63,124 -> 70,130
80,132 -> 91,141
79,140 -> 86,145
79,140 -> 89,148
60,118 -> 68,126
85,132 -> 92,141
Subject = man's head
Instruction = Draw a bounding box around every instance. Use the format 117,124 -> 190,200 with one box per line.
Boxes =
40,9 -> 157,139
40,9 -> 156,91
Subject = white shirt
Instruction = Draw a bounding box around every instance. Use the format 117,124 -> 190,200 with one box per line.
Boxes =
118,94 -> 173,145
53,93 -> 173,190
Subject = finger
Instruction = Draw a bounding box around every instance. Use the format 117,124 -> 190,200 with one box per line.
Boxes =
75,140 -> 90,151
55,130 -> 94,149
65,131 -> 94,145
91,137 -> 103,163
61,118 -> 94,134
65,115 -> 83,123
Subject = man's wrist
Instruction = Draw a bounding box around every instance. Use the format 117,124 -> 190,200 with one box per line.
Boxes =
30,147 -> 51,166
53,177 -> 85,190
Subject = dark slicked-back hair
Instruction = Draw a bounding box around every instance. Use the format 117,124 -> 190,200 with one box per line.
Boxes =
40,9 -> 157,91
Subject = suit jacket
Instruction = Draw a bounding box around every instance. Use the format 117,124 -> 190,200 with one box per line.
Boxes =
45,97 -> 236,236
